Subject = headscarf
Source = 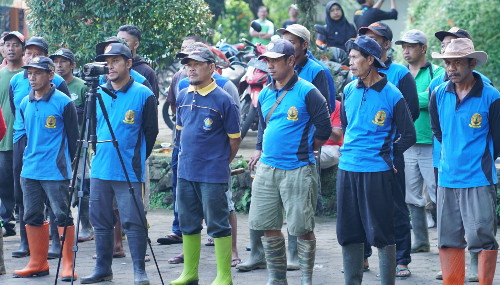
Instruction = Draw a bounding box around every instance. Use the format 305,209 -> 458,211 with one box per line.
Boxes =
324,1 -> 357,50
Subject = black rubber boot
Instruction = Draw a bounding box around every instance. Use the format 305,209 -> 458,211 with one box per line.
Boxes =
48,212 -> 61,260
78,196 -> 94,242
408,205 -> 430,253
12,205 -> 30,258
342,243 -> 364,285
81,229 -> 114,284
128,233 -> 149,285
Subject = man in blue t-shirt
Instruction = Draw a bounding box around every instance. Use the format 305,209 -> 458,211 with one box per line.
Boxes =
337,36 -> 416,284
81,43 -> 158,285
353,0 -> 398,30
429,38 -> 500,285
13,56 -> 78,281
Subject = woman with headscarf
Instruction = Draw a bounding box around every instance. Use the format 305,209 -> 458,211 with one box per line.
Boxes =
316,1 -> 357,51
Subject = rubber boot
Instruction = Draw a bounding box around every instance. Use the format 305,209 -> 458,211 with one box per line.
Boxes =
0,232 -> 5,275
170,233 -> 201,285
78,196 -> 94,242
262,236 -> 288,285
298,239 -> 316,285
439,248 -> 465,285
408,205 -> 430,253
236,229 -> 266,271
128,232 -> 149,285
211,236 -> 232,285
378,245 -> 396,285
58,226 -> 77,281
81,229 -> 114,284
48,214 -> 61,259
478,250 -> 497,285
286,233 -> 299,271
467,251 -> 479,282
342,243 -> 364,285
13,222 -> 50,277
12,206 -> 30,257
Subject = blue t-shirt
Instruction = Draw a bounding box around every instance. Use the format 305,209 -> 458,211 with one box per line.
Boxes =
176,80 -> 241,183
307,50 -> 336,111
178,72 -> 229,92
99,69 -> 150,89
430,77 -> 499,188
339,76 -> 405,172
19,87 -> 77,180
90,79 -> 155,182
10,72 -> 67,143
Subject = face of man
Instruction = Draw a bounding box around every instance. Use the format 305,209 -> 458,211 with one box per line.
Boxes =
4,38 -> 24,62
258,7 -> 268,20
24,46 -> 45,65
27,67 -> 54,92
444,58 -> 475,84
364,31 -> 387,51
402,43 -> 425,64
117,31 -> 139,54
348,49 -> 373,78
105,55 -> 132,82
282,32 -> 307,60
289,7 -> 298,18
441,35 -> 457,53
181,39 -> 196,52
53,56 -> 74,78
329,5 -> 343,21
266,56 -> 294,82
184,59 -> 214,86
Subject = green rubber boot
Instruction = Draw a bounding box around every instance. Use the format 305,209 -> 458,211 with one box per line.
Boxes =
0,232 -> 5,275
466,251 -> 479,282
211,236 -> 232,285
170,234 -> 201,285
298,239 -> 316,285
262,236 -> 288,285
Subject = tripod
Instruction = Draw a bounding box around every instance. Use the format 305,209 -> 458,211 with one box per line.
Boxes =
54,74 -> 164,285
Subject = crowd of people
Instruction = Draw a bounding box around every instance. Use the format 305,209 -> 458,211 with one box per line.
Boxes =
0,0 -> 499,284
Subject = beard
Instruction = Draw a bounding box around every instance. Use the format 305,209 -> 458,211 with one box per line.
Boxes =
189,79 -> 202,86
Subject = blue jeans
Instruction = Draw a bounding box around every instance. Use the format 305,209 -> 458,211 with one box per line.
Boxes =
89,179 -> 147,237
177,178 -> 231,237
21,178 -> 73,227
171,147 -> 181,236
0,150 -> 15,226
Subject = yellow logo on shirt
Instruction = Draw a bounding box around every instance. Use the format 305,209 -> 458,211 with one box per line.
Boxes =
45,115 -> 56,128
468,113 -> 482,128
123,110 -> 135,124
372,110 -> 386,126
287,106 -> 298,121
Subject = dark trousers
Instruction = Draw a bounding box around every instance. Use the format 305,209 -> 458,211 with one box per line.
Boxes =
0,150 -> 15,226
171,147 -> 181,236
364,155 -> 412,265
336,169 -> 395,247
13,136 -> 27,212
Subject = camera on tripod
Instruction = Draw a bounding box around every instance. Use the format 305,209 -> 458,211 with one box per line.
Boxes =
82,63 -> 109,77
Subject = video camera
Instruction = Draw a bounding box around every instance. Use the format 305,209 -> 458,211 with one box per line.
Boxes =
82,63 -> 109,77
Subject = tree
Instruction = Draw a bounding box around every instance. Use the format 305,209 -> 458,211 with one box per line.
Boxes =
205,0 -> 225,23
25,0 -> 212,68
243,0 -> 264,18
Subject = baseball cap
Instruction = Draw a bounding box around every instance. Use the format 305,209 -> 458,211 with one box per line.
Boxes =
22,56 -> 55,72
95,43 -> 132,62
49,48 -> 75,63
277,24 -> 311,43
395,29 -> 427,45
25,37 -> 49,54
95,36 -> 130,56
258,39 -> 295,60
176,44 -> 215,64
345,35 -> 385,68
358,22 -> 393,42
434,27 -> 472,42
3,31 -> 25,45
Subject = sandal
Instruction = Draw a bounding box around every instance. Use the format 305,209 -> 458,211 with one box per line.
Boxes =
395,267 -> 411,278
231,258 -> 242,267
157,233 -> 183,245
145,254 -> 150,262
168,254 -> 184,264
92,252 -> 126,259
205,238 -> 215,246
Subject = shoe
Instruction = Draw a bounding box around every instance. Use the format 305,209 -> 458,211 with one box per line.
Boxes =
231,258 -> 242,267
81,229 -> 114,284
3,225 -> 16,237
13,222 -> 50,278
286,233 -> 299,271
170,234 -> 200,285
168,254 -> 184,264
298,239 -> 316,285
439,248 -> 465,284
395,266 -> 411,278
157,233 -> 183,245
205,238 -> 214,246
262,236 -> 288,285
478,250 -> 497,284
236,229 -> 266,272
211,236 -> 232,285
58,226 -> 78,281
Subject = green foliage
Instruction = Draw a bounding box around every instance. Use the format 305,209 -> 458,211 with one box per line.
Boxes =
406,0 -> 500,83
213,0 -> 254,44
263,0 -> 292,30
25,0 -> 212,69
150,192 -> 170,210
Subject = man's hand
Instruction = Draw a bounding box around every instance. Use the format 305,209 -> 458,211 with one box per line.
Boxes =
248,150 -> 262,171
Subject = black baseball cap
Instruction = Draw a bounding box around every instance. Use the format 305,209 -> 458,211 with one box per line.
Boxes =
25,37 -> 49,54
22,56 -> 55,72
177,44 -> 215,64
3,31 -> 25,45
358,22 -> 393,42
95,36 -> 129,56
258,39 -> 295,60
95,43 -> 132,61
434,27 -> 472,42
50,48 -> 75,63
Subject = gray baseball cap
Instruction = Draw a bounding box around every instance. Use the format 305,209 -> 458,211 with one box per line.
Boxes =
395,29 -> 427,45
277,24 -> 311,43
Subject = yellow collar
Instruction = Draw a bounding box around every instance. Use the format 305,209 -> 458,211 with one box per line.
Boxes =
187,79 -> 217,96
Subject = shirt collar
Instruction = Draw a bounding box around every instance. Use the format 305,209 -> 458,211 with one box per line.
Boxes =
105,76 -> 135,93
295,55 -> 309,71
187,78 -> 217,96
268,71 -> 299,91
379,57 -> 393,70
356,72 -> 388,92
29,84 -> 56,102
445,72 -> 483,98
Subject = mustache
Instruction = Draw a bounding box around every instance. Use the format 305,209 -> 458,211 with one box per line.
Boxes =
448,72 -> 460,77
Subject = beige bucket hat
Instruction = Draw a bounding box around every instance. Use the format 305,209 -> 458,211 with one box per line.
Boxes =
431,38 -> 488,66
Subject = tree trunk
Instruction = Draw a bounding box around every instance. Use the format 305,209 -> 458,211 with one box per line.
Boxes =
244,0 -> 264,18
